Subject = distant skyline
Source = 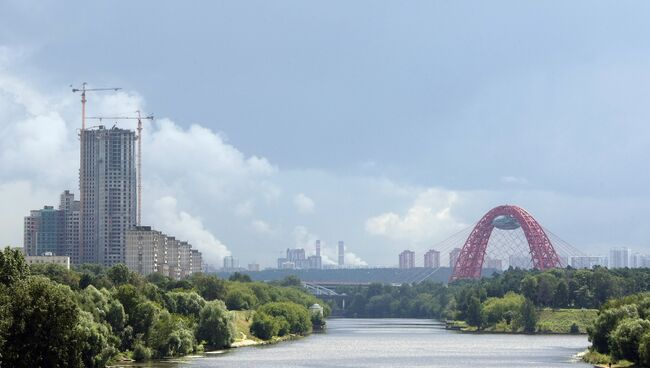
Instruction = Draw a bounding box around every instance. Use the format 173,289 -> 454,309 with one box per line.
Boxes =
2,1 -> 650,266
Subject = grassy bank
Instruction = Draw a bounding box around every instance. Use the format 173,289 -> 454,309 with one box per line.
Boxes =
448,308 -> 597,334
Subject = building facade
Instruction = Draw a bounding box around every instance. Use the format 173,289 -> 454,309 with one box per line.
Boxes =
80,126 -> 137,266
25,254 -> 71,269
569,256 -> 607,269
23,206 -> 65,257
338,241 -> 345,266
423,249 -> 440,268
59,190 -> 81,264
609,248 -> 631,268
125,226 -> 202,279
449,248 -> 461,269
399,250 -> 415,269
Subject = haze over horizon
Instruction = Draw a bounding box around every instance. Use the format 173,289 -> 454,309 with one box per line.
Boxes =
2,1 -> 650,267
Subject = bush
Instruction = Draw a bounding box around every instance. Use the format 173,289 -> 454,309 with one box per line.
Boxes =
196,300 -> 236,348
225,288 -> 258,310
256,302 -> 312,335
610,318 -> 650,363
132,341 -> 152,361
570,322 -> 580,334
250,312 -> 280,340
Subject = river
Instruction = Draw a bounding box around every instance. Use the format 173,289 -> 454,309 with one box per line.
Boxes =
120,318 -> 592,367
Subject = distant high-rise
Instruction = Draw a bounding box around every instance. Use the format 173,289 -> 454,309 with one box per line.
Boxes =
315,240 -> 321,257
24,206 -> 65,256
338,241 -> 345,266
424,249 -> 440,268
59,190 -> 80,264
508,255 -> 532,269
570,256 -> 607,269
609,248 -> 631,268
449,248 -> 462,270
125,225 -> 202,279
80,126 -> 137,266
223,255 -> 239,270
399,250 -> 415,269
485,257 -> 503,271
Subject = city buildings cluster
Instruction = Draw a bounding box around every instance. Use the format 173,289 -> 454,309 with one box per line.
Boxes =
396,247 -> 650,271
23,125 -> 202,278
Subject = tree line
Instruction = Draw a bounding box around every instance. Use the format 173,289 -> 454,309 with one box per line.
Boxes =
335,266 -> 650,331
0,248 -> 327,367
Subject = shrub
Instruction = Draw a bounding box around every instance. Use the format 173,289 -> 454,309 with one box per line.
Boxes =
196,300 -> 236,348
250,312 -> 280,340
570,322 -> 580,334
132,341 -> 152,361
257,302 -> 312,335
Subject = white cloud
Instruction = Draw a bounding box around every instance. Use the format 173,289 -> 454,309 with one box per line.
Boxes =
365,188 -> 467,243
150,196 -> 230,263
293,193 -> 315,214
251,219 -> 274,235
234,200 -> 255,217
501,176 -> 529,185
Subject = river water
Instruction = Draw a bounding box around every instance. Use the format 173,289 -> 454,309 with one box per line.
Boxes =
122,318 -> 591,367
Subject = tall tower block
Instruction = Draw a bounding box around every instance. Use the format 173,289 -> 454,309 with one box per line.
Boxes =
315,240 -> 321,257
338,241 -> 344,266
80,126 -> 137,266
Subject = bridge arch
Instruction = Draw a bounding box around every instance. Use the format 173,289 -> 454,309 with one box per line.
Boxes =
450,205 -> 561,281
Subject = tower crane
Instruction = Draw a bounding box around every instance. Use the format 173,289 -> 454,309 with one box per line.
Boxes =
85,112 -> 154,227
72,83 -> 121,263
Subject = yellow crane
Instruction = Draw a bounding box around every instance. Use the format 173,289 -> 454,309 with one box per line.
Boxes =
72,83 -> 121,263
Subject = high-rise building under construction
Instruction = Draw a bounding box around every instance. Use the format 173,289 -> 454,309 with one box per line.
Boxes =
80,125 -> 137,266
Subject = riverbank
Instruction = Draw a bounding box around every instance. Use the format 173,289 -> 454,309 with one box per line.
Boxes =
446,308 -> 597,334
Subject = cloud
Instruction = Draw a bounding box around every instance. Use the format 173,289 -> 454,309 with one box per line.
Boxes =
365,188 -> 467,243
501,176 -> 529,185
150,196 -> 230,263
251,219 -> 274,235
293,193 -> 315,214
234,200 -> 254,217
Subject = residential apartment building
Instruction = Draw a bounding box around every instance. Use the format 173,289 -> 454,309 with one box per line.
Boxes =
399,250 -> 415,269
125,226 -> 202,279
423,249 -> 440,268
80,126 -> 137,266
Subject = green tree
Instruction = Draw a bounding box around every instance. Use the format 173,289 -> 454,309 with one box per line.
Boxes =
610,318 -> 650,364
638,332 -> 650,367
148,311 -> 195,358
226,288 -> 258,310
521,298 -> 537,333
74,311 -> 117,368
250,311 -> 280,340
0,276 -> 82,367
279,275 -> 302,287
553,280 -> 569,308
0,246 -> 29,286
588,304 -> 639,353
257,302 -> 312,335
229,272 -> 252,282
107,264 -> 132,286
466,296 -> 483,329
196,300 -> 236,348
191,273 -> 227,301
520,276 -> 538,302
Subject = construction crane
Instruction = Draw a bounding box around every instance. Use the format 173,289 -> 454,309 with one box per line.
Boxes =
72,83 -> 121,263
85,112 -> 154,226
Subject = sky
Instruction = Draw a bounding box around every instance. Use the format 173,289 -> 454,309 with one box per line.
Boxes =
1,1 -> 650,267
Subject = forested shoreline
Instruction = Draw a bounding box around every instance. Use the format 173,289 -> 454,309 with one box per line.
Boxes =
0,248 -> 327,368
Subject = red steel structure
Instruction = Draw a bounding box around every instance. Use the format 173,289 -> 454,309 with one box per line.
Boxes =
450,205 -> 561,281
